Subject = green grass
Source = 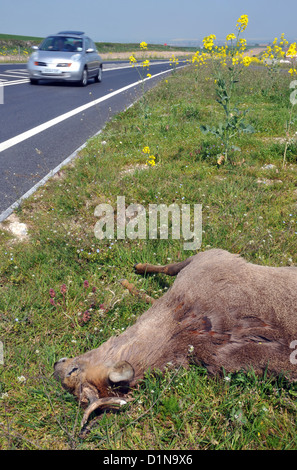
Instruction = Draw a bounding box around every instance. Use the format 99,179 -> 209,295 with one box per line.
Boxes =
0,63 -> 297,449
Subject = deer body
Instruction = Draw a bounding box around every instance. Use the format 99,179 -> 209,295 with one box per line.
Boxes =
54,249 -> 297,427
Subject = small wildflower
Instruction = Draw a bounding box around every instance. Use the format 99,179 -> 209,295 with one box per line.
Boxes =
146,155 -> 156,167
17,376 -> 26,383
140,41 -> 148,50
49,288 -> 56,298
83,280 -> 89,288
242,56 -> 252,67
129,55 -> 137,67
217,155 -> 225,165
82,310 -> 91,323
226,33 -> 236,41
60,284 -> 67,294
236,14 -> 249,32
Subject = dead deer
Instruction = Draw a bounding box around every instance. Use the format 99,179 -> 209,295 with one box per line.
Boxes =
54,248 -> 297,428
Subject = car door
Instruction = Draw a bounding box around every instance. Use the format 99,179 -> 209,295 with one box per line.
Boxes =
90,39 -> 100,70
85,37 -> 97,76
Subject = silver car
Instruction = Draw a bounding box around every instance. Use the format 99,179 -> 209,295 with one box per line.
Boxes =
27,31 -> 103,86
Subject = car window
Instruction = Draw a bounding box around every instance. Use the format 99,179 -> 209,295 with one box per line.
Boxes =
85,37 -> 91,51
39,36 -> 83,52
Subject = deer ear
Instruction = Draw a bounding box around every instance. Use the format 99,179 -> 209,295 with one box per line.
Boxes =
108,361 -> 135,383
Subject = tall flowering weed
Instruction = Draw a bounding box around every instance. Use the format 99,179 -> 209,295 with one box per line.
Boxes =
195,15 -> 255,163
262,34 -> 297,77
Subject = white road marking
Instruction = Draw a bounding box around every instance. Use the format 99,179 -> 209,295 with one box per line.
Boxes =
5,69 -> 28,73
0,61 -> 174,86
0,72 -> 28,78
3,79 -> 29,86
0,129 -> 103,223
0,67 -> 176,153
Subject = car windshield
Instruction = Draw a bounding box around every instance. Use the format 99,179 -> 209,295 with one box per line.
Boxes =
39,36 -> 83,52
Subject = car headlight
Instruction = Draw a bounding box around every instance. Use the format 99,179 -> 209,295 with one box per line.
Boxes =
71,54 -> 82,62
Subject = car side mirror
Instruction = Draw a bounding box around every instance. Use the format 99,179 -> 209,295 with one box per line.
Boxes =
86,48 -> 95,53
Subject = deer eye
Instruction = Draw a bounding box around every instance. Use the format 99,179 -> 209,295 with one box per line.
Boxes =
66,366 -> 80,377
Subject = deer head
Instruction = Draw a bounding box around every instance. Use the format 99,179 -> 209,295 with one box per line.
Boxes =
54,357 -> 135,427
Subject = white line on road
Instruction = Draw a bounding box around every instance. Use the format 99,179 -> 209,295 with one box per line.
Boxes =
0,129 -> 103,223
0,67 -> 176,153
5,69 -> 28,73
0,72 -> 29,78
2,79 -> 30,86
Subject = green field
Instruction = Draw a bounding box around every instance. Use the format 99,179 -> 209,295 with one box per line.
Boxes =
0,54 -> 297,449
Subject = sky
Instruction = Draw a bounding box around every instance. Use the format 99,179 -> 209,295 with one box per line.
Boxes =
1,0 -> 297,45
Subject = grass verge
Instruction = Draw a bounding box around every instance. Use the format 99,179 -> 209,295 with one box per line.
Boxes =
0,63 -> 297,450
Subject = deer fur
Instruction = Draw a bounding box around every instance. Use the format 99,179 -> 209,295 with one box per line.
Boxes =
54,248 -> 297,427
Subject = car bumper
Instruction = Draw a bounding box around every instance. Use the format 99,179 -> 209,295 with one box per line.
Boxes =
27,63 -> 83,82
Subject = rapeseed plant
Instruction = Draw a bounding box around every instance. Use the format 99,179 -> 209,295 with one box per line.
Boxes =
287,42 -> 297,77
142,146 -> 156,166
198,15 -> 254,163
170,54 -> 179,73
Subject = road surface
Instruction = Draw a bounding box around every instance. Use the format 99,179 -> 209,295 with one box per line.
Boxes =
0,60 -> 180,221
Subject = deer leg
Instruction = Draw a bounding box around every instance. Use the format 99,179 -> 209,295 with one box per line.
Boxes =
120,279 -> 156,304
134,257 -> 193,277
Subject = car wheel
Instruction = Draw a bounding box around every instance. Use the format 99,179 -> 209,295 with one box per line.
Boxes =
79,68 -> 88,86
94,66 -> 102,83
30,78 -> 39,85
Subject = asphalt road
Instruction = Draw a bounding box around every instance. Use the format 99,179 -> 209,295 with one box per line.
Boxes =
0,60 -> 179,221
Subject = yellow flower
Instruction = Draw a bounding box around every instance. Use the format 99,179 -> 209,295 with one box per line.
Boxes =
289,68 -> 297,76
129,55 -> 137,67
142,59 -> 150,68
226,33 -> 236,41
142,146 -> 150,154
287,43 -> 297,58
147,73 -> 152,78
140,41 -> 148,50
203,34 -> 216,51
170,54 -> 179,66
242,56 -> 252,67
147,155 -> 156,166
238,38 -> 247,51
236,14 -> 248,32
